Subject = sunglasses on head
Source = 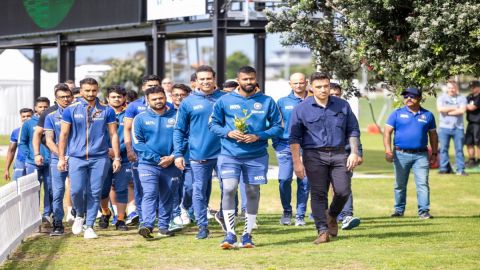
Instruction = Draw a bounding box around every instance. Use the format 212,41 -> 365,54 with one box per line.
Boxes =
403,93 -> 419,99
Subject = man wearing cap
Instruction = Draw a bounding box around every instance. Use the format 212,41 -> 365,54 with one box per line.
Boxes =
465,81 -> 480,168
437,80 -> 468,175
383,87 -> 438,219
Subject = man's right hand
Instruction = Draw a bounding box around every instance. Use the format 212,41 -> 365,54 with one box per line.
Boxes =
34,155 -> 44,166
227,130 -> 245,142
127,149 -> 137,162
385,152 -> 394,163
293,161 -> 306,179
175,157 -> 186,171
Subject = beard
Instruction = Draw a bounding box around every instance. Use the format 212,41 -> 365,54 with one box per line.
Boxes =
241,84 -> 256,93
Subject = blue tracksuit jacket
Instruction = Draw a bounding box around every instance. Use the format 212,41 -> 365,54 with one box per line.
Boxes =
19,115 -> 51,165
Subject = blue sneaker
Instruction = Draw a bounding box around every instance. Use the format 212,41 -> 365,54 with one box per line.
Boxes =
196,226 -> 209,239
111,215 -> 118,226
126,211 -> 139,226
240,233 -> 255,248
220,232 -> 237,249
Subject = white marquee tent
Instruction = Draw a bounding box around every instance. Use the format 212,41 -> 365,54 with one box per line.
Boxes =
0,49 -> 57,135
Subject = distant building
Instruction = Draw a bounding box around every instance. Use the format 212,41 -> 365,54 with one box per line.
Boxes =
266,47 -> 312,79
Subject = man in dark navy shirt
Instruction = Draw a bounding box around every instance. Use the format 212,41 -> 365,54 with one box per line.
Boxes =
289,72 -> 361,244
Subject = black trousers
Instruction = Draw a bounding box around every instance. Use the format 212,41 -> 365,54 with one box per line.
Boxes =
303,148 -> 351,232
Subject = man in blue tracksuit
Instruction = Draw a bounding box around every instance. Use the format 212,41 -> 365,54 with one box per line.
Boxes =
124,75 -> 172,226
133,86 -> 181,239
3,108 -> 33,181
209,66 -> 283,249
57,78 -> 122,239
44,83 -> 74,236
98,86 -> 130,231
173,65 -> 226,239
274,73 -> 310,227
19,97 -> 52,225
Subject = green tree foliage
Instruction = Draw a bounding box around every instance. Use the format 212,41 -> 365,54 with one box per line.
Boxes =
226,51 -> 251,79
266,0 -> 480,96
99,51 -> 145,91
41,54 -> 57,72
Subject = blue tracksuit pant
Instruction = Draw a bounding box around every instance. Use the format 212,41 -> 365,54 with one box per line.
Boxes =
68,156 -> 110,227
138,163 -> 181,230
50,159 -> 69,222
190,159 -> 217,227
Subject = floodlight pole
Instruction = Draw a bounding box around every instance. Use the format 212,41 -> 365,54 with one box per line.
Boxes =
213,0 -> 227,87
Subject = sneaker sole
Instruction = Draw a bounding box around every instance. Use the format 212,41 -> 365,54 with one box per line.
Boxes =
138,228 -> 153,239
220,242 -> 236,249
50,232 -> 64,237
342,219 -> 360,230
240,243 -> 254,248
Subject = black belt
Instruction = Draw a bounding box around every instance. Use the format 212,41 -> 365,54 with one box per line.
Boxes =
395,147 -> 428,153
316,147 -> 344,152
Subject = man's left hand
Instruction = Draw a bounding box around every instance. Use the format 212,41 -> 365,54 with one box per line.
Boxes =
112,160 -> 121,173
242,134 -> 259,143
346,153 -> 360,171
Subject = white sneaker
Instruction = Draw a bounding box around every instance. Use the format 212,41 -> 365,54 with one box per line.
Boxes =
72,217 -> 85,235
66,209 -> 75,226
83,227 -> 98,239
207,207 -> 215,220
173,216 -> 184,226
180,207 -> 191,225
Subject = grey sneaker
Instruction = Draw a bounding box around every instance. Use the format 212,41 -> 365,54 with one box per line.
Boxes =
280,212 -> 292,225
294,217 -> 306,226
418,212 -> 433,219
341,216 -> 361,230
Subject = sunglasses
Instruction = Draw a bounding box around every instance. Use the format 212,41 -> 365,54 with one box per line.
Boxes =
403,94 -> 419,99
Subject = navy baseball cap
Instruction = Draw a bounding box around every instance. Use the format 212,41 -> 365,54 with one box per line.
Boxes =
401,87 -> 421,97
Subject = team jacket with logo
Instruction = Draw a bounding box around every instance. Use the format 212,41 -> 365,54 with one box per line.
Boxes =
62,98 -> 116,159
273,91 -> 306,146
44,106 -> 66,160
132,107 -> 177,165
209,90 -> 283,158
19,115 -> 51,165
173,89 -> 226,160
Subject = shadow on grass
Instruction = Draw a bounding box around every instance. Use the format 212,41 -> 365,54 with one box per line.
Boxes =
6,230 -> 72,270
361,215 -> 480,221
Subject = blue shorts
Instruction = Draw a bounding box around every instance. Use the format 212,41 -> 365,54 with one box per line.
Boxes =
217,154 -> 268,185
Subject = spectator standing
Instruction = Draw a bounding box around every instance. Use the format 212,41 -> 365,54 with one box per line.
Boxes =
465,80 -> 480,167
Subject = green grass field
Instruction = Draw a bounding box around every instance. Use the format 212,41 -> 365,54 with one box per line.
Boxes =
1,132 -> 479,270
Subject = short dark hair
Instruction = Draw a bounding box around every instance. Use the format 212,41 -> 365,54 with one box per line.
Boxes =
141,75 -> 161,85
223,80 -> 239,88
19,108 -> 34,115
190,72 -> 197,82
172,84 -> 192,93
72,87 -> 81,95
64,79 -> 75,85
196,65 -> 216,77
35,97 -> 50,106
54,83 -> 72,97
144,86 -> 166,97
310,72 -> 330,83
236,66 -> 256,76
469,80 -> 480,89
126,90 -> 138,102
79,78 -> 98,87
106,85 -> 127,97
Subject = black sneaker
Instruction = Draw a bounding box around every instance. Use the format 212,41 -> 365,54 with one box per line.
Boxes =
138,226 -> 154,239
157,228 -> 175,237
115,220 -> 128,231
50,220 -> 64,236
390,212 -> 404,217
214,211 -> 227,232
98,211 -> 111,229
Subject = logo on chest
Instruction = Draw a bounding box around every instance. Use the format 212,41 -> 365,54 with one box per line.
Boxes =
144,120 -> 155,126
418,114 -> 427,123
285,105 -> 294,110
230,104 -> 241,110
193,105 -> 204,110
166,118 -> 176,128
